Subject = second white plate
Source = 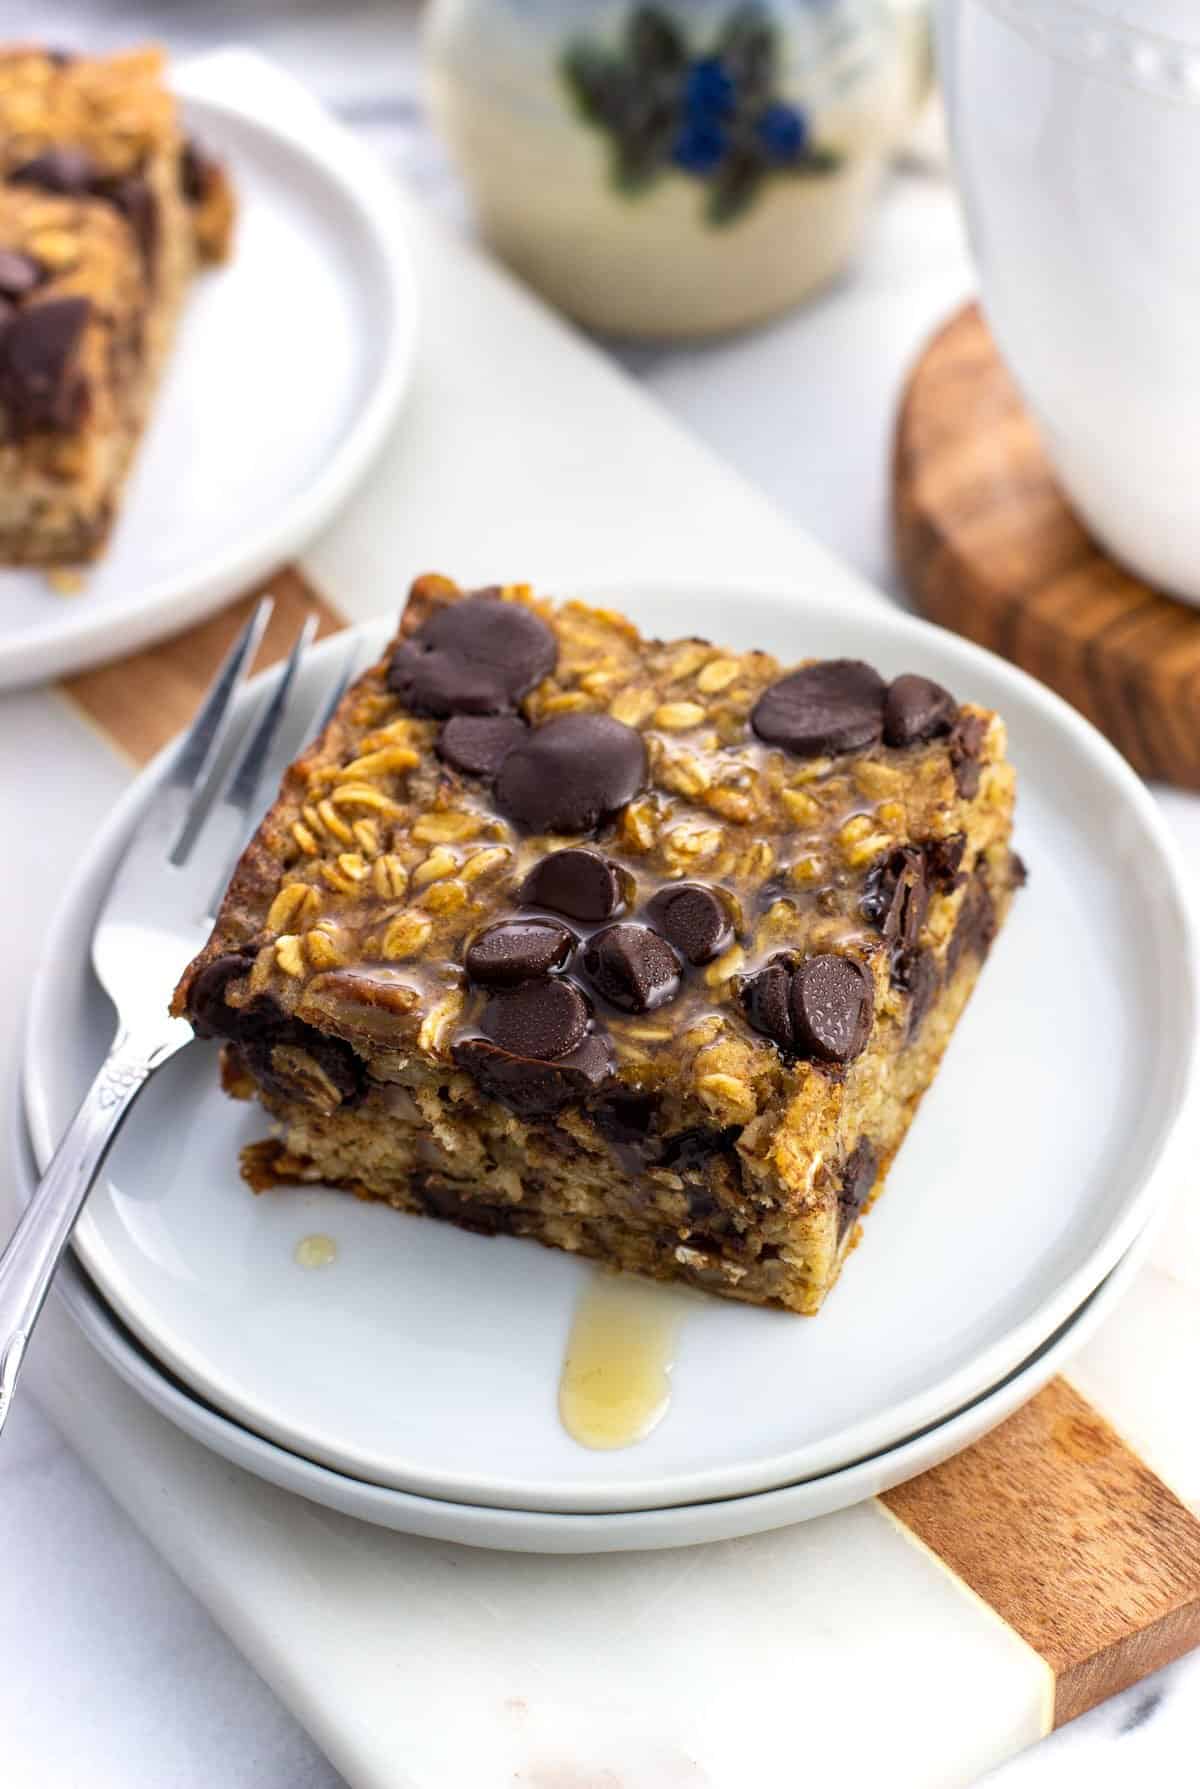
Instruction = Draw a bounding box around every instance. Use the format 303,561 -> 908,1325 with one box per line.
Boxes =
23,584 -> 1197,1512
0,61 -> 416,688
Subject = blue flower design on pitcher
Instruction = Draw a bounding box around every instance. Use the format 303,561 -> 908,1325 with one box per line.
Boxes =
563,3 -> 840,223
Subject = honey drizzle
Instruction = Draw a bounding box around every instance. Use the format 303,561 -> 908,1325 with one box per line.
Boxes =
559,1274 -> 686,1450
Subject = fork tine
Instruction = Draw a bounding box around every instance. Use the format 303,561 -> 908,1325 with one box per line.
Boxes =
224,612 -> 318,815
307,633 -> 362,741
169,597 -> 274,794
200,615 -> 318,914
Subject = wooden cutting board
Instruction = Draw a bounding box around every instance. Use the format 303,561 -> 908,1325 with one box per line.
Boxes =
893,301 -> 1200,790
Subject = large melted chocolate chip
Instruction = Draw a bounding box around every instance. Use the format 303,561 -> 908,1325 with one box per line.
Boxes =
949,713 -> 988,798
838,1138 -> 879,1239
861,846 -> 929,953
582,922 -> 681,1014
453,1033 -> 612,1116
790,954 -> 874,1064
10,145 -> 98,194
480,978 -> 588,1060
521,847 -> 629,922
437,713 -> 528,778
739,958 -> 795,1050
751,659 -> 886,758
0,296 -> 90,437
465,918 -> 575,988
883,674 -> 958,748
387,591 -> 557,717
645,882 -> 734,966
495,714 -> 647,834
0,249 -> 42,299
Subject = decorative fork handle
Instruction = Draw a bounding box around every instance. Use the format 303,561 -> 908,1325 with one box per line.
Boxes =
0,1026 -> 186,1437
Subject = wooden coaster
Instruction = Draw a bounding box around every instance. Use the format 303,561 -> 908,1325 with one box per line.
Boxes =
893,302 -> 1200,790
51,565 -> 1200,1733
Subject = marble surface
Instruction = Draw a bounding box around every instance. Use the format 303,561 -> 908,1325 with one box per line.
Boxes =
0,4 -> 1197,1786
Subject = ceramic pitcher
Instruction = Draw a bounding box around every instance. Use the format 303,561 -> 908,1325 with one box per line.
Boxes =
938,0 -> 1200,604
426,0 -> 930,337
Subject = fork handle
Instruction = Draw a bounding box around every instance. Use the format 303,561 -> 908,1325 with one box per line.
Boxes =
0,1026 -> 185,1438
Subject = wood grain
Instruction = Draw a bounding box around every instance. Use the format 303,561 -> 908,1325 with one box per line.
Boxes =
884,1379 -> 1200,1727
893,301 -> 1200,789
61,565 -> 345,767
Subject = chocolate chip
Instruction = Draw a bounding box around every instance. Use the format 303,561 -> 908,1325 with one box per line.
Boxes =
838,1138 -> 879,1238
0,250 -> 42,299
453,1033 -> 613,1116
925,833 -> 967,890
591,1090 -> 662,1175
790,955 -> 874,1064
480,978 -> 588,1059
243,1029 -> 365,1109
496,714 -> 647,834
1010,850 -> 1029,888
861,846 -> 929,952
751,660 -> 886,758
894,947 -> 938,1041
645,882 -> 734,966
186,949 -> 259,1038
437,713 -> 528,778
9,145 -> 98,194
387,591 -> 558,717
465,918 -> 575,988
0,296 -> 91,437
739,958 -> 795,1050
582,922 -> 681,1013
411,1174 -> 520,1237
106,175 -> 158,270
947,874 -> 996,977
883,674 -> 958,748
949,713 -> 988,798
664,1125 -> 743,1179
521,847 -> 629,922
190,956 -> 365,1108
180,138 -> 216,203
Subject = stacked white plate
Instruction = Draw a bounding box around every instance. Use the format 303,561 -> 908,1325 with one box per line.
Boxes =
19,587 -> 1196,1552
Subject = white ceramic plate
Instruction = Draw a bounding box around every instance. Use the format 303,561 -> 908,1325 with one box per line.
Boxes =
22,587 -> 1196,1513
7,1097 -> 1153,1553
0,73 -> 416,689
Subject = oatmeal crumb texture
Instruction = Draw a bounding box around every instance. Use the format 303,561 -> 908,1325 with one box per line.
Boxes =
0,44 -> 234,566
175,575 -> 1023,1315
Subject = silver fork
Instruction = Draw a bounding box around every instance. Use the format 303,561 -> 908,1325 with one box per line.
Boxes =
0,599 -> 327,1438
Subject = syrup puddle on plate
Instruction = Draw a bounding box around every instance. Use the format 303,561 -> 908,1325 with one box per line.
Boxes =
293,1233 -> 337,1270
559,1274 -> 688,1450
